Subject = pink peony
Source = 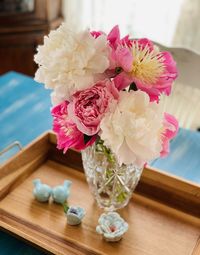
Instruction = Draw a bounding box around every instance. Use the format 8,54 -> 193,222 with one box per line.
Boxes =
91,26 -> 133,78
91,31 -> 104,38
107,25 -> 133,74
113,38 -> 178,102
107,25 -> 133,49
68,79 -> 119,136
160,113 -> 179,157
132,38 -> 154,51
51,101 -> 95,153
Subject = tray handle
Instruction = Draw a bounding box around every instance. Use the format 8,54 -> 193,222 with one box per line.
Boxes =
0,141 -> 22,157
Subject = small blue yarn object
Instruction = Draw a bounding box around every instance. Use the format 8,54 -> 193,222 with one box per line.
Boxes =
33,179 -> 52,202
52,180 -> 72,204
66,206 -> 85,225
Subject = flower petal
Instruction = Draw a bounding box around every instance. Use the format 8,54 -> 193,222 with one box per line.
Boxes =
107,25 -> 120,49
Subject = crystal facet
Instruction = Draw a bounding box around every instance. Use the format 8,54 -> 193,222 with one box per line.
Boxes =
81,143 -> 143,211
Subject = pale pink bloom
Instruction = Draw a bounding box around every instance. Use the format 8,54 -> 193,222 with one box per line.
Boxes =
160,113 -> 179,157
114,38 -> 178,102
68,79 -> 119,136
51,101 -> 95,153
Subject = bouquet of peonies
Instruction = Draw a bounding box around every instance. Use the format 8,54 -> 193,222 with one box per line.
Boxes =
34,24 -> 178,168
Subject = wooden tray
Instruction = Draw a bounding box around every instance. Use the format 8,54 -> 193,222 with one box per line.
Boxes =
0,132 -> 199,255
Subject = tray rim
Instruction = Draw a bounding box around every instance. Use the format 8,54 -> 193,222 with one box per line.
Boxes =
0,131 -> 200,215
1,130 -> 200,188
0,131 -> 200,255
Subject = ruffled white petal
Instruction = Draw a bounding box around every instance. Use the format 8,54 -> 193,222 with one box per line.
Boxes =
34,23 -> 109,103
100,90 -> 163,166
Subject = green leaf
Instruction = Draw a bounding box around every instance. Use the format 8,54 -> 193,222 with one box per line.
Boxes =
116,191 -> 128,203
95,135 -> 102,145
63,202 -> 69,213
106,169 -> 113,178
84,134 -> 94,145
128,82 -> 138,91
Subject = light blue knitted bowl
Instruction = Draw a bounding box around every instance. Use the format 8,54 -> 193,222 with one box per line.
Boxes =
65,206 -> 85,225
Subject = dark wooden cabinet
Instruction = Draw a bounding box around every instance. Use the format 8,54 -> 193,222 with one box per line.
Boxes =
0,0 -> 63,76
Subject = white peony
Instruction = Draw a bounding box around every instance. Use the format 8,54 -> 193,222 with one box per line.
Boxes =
34,23 -> 109,104
100,90 -> 164,167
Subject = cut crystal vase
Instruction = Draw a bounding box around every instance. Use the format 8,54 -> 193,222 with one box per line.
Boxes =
81,142 -> 143,211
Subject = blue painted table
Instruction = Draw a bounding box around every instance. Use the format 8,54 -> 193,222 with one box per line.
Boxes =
0,71 -> 52,163
0,71 -> 200,254
151,128 -> 200,183
0,71 -> 51,255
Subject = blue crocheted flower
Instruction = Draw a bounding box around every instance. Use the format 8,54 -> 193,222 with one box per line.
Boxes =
96,212 -> 128,242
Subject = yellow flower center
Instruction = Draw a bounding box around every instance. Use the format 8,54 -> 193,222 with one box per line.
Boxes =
131,43 -> 165,85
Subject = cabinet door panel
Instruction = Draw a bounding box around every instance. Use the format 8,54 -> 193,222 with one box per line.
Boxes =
0,32 -> 44,76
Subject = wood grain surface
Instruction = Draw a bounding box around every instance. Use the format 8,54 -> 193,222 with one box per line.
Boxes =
0,132 -> 199,255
